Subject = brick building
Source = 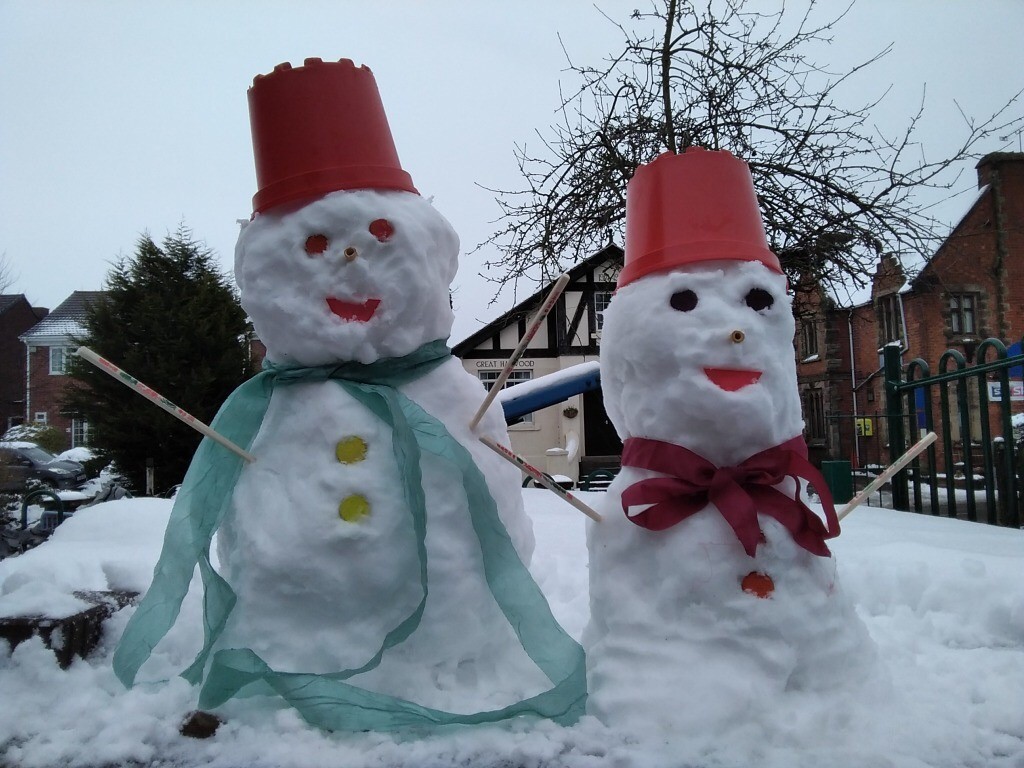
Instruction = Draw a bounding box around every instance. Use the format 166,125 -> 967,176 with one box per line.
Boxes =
9,286 -> 264,454
795,152 -> 1024,470
0,295 -> 49,432
19,291 -> 106,449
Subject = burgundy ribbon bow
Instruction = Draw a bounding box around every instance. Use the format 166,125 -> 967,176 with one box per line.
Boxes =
620,436 -> 839,557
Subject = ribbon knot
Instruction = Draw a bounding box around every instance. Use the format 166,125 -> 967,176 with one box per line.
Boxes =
620,436 -> 839,558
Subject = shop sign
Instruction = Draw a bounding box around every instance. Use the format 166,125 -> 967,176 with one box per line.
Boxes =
987,379 -> 1024,401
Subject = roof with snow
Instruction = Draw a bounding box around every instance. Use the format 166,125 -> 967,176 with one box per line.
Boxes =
1,293 -> 49,321
453,244 -> 622,353
0,295 -> 21,314
816,175 -> 995,311
20,291 -> 106,342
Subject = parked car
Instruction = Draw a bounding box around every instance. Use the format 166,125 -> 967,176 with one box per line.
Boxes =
0,442 -> 88,493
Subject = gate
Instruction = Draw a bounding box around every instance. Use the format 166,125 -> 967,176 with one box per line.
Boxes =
883,339 -> 1023,527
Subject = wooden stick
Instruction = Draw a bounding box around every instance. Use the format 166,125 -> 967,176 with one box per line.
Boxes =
839,431 -> 937,520
469,273 -> 571,431
479,435 -> 602,522
76,346 -> 256,463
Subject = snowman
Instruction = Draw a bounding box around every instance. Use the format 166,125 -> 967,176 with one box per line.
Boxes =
114,58 -> 585,732
585,148 -> 877,735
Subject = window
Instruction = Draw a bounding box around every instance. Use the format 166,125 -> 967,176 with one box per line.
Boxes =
593,291 -> 613,331
799,319 -> 819,359
49,346 -> 73,375
479,369 -> 534,425
803,389 -> 826,442
33,412 -> 48,424
949,293 -> 977,335
878,294 -> 904,345
72,419 -> 90,448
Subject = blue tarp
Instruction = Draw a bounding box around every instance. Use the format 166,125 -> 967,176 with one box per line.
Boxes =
1007,341 -> 1022,378
500,366 -> 602,423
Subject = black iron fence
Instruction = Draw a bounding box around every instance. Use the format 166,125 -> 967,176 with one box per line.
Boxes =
883,339 -> 1023,527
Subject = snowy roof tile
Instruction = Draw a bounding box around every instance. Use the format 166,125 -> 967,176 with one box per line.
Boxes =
453,244 -> 623,353
20,291 -> 106,342
0,295 -> 20,314
0,294 -> 48,320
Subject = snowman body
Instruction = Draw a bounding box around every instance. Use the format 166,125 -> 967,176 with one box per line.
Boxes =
585,260 -> 876,733
217,188 -> 547,712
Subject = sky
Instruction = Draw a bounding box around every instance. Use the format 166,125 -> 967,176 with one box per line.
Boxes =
2,0 -> 1023,344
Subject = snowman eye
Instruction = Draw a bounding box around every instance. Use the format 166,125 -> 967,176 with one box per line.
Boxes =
670,289 -> 698,312
369,219 -> 394,242
304,234 -> 329,256
745,288 -> 774,312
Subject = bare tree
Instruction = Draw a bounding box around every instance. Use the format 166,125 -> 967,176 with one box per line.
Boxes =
480,0 -> 1023,299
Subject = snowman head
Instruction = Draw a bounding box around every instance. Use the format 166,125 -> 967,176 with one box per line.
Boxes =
601,148 -> 803,465
237,60 -> 460,365
235,189 -> 459,366
601,260 -> 802,466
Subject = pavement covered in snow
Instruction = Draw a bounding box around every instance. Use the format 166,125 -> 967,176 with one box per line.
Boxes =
1,488 -> 1022,767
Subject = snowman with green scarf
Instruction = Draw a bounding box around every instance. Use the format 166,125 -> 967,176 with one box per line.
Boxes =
114,58 -> 584,732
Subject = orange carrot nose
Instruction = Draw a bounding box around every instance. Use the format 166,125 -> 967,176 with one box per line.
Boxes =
741,571 -> 774,598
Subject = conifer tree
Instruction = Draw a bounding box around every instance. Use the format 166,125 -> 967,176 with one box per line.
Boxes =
64,226 -> 254,493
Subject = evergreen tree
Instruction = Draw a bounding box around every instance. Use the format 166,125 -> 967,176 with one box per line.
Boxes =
64,226 -> 254,493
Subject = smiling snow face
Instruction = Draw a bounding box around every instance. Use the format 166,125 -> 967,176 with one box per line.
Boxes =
235,188 -> 459,366
600,260 -> 803,466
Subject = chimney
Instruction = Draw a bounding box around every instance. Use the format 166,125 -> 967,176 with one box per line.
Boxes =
976,151 -> 1024,189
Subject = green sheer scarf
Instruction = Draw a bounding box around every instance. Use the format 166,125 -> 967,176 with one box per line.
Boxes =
112,339 -> 586,731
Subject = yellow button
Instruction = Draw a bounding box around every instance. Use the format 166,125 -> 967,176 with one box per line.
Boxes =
339,494 -> 370,522
336,436 -> 368,464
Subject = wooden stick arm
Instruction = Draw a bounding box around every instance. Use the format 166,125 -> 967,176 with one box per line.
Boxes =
838,432 -> 937,520
76,346 -> 256,464
479,436 -> 602,522
469,273 -> 570,431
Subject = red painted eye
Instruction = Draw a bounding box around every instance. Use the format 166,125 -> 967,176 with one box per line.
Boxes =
304,234 -> 328,256
369,219 -> 394,242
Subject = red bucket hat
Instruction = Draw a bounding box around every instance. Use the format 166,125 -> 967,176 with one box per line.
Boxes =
247,58 -> 418,215
618,148 -> 781,288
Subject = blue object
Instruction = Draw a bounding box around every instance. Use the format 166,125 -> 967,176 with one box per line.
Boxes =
501,364 -> 602,423
1008,341 -> 1022,379
915,387 -> 927,429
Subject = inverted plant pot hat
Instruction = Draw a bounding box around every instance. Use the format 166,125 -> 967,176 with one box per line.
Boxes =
247,58 -> 418,215
618,147 -> 782,288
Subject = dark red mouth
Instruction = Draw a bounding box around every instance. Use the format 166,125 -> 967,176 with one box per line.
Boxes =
704,368 -> 762,391
326,297 -> 381,322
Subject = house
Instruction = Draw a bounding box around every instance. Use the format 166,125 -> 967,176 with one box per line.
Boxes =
453,244 -> 623,484
0,295 -> 49,432
455,152 -> 1024,484
794,151 -> 1024,471
19,291 -> 107,450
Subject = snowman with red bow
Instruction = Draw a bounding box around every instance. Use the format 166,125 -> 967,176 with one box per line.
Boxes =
585,149 -> 877,735
114,59 -> 584,732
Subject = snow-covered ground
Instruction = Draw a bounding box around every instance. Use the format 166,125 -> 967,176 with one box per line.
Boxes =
1,488 -> 1022,767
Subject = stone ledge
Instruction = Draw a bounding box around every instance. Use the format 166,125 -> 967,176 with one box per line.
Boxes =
0,590 -> 138,668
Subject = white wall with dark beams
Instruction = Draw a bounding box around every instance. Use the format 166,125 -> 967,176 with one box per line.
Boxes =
453,245 -> 623,482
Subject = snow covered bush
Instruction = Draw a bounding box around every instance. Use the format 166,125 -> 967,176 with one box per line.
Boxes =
1,422 -> 64,454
